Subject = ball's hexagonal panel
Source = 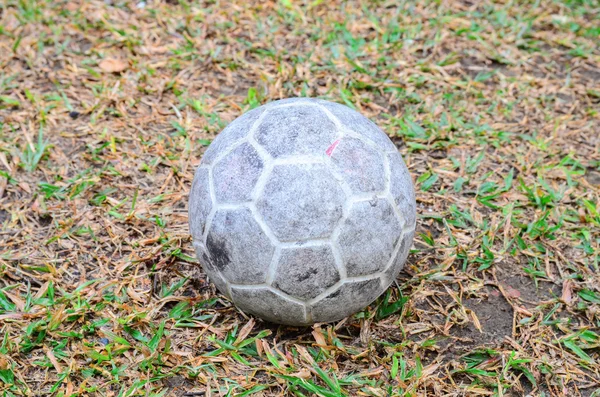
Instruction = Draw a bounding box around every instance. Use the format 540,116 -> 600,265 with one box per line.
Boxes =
337,198 -> 401,277
310,278 -> 382,323
272,244 -> 340,300
317,100 -> 396,152
257,164 -> 346,241
255,105 -> 337,158
188,167 -> 212,239
193,241 -> 231,299
231,287 -> 307,326
212,143 -> 264,203
388,152 -> 417,228
381,230 -> 415,287
329,137 -> 386,194
205,208 -> 275,285
201,107 -> 264,165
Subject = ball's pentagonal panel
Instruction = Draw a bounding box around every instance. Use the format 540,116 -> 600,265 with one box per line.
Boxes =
255,105 -> 337,158
201,107 -> 263,165
257,164 -> 345,241
188,167 -> 212,239
189,97 -> 417,326
337,199 -> 402,277
310,278 -> 382,323
329,137 -> 386,194
381,230 -> 415,287
205,208 -> 275,285
213,143 -> 264,203
317,100 -> 396,152
272,244 -> 340,300
231,287 -> 307,326
193,241 -> 231,299
388,152 -> 417,228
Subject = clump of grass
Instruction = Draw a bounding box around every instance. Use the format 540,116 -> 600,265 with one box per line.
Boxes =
17,127 -> 51,172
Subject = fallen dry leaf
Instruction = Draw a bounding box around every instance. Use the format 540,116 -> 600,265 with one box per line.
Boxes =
99,58 -> 128,73
289,369 -> 311,379
469,309 -> 483,332
562,279 -> 573,305
44,346 -> 63,373
312,327 -> 327,347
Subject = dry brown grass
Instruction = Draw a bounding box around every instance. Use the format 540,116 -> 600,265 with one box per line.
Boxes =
0,0 -> 599,396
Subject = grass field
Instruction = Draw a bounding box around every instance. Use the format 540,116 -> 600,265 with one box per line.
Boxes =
1,0 -> 599,395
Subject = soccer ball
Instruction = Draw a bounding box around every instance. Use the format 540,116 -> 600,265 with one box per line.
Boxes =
189,98 -> 416,326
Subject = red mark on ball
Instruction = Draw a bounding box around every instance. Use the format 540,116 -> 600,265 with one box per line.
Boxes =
326,139 -> 340,157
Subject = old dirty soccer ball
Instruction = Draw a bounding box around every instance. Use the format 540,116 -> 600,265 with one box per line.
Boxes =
189,98 -> 416,326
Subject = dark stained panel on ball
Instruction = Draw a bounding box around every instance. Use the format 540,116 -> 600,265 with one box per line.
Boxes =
192,241 -> 231,299
272,244 -> 340,300
206,208 -> 275,285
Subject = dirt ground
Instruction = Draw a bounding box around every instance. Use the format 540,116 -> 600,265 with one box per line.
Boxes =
0,0 -> 599,396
